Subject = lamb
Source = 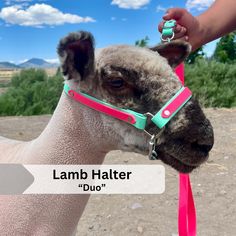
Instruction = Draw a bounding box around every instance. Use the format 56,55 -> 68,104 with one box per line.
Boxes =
0,31 -> 213,236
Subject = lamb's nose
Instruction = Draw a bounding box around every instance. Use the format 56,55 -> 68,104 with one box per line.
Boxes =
191,119 -> 214,154
191,141 -> 213,154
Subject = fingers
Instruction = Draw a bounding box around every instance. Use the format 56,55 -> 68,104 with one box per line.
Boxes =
163,8 -> 187,21
174,25 -> 187,39
158,21 -> 164,33
176,35 -> 189,42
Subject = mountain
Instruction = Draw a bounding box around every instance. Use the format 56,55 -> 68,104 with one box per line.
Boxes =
19,58 -> 58,68
0,58 -> 59,69
0,62 -> 20,69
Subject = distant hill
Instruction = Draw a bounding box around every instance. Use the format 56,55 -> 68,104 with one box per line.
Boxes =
19,58 -> 58,69
0,58 -> 59,69
0,62 -> 20,69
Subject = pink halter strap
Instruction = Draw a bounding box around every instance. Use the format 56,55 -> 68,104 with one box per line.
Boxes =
175,64 -> 196,236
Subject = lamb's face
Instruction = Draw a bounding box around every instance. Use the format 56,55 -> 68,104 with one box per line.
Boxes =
58,31 -> 214,173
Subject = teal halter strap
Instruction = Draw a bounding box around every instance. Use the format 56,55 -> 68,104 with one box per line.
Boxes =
64,83 -> 192,132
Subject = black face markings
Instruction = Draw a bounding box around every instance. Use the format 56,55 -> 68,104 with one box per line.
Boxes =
100,66 -> 146,100
66,39 -> 94,79
57,31 -> 95,80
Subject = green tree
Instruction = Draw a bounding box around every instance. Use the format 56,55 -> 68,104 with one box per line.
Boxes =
213,32 -> 236,63
135,36 -> 149,47
186,46 -> 205,64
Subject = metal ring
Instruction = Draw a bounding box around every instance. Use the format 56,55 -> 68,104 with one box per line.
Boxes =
144,129 -> 153,138
144,112 -> 154,118
161,32 -> 175,42
143,111 -> 165,138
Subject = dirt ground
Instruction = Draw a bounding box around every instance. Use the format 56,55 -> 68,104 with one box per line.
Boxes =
0,108 -> 235,236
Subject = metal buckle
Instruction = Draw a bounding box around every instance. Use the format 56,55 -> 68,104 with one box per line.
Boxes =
148,135 -> 158,160
144,113 -> 165,160
144,112 -> 154,137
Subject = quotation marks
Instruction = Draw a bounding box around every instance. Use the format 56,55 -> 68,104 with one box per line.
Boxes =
78,183 -> 106,192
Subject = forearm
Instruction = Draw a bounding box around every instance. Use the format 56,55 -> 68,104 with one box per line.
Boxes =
195,0 -> 236,48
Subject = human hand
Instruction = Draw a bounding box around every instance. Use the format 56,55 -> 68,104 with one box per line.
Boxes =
158,8 -> 202,51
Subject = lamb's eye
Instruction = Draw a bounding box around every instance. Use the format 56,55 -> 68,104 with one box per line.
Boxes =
108,78 -> 125,89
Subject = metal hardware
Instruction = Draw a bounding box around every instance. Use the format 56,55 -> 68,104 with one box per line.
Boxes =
161,32 -> 175,42
143,112 -> 166,160
161,20 -> 176,42
143,112 -> 154,137
148,135 -> 158,160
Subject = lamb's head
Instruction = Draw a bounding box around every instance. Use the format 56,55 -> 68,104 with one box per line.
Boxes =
57,31 -> 214,173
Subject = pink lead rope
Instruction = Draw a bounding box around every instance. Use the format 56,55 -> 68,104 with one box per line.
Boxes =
175,64 -> 197,236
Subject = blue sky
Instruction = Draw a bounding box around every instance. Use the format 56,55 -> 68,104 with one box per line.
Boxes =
0,0 -> 216,64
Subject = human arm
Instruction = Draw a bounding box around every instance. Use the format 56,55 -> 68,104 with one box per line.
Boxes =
158,0 -> 236,51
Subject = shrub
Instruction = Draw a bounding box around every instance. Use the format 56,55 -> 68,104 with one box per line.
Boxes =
0,69 -> 63,116
185,59 -> 236,108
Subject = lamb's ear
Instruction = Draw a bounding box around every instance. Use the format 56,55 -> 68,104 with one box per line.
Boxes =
57,31 -> 95,80
149,40 -> 191,68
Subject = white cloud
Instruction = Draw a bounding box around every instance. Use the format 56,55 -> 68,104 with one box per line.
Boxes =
111,0 -> 150,9
186,0 -> 215,11
156,5 -> 167,12
4,0 -> 33,7
0,3 -> 96,27
18,58 -> 28,63
110,16 -> 127,21
45,58 -> 59,64
5,0 -> 32,4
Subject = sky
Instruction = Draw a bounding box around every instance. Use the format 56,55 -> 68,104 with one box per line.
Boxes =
0,0 -> 216,64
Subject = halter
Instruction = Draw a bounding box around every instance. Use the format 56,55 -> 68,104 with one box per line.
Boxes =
64,83 -> 192,159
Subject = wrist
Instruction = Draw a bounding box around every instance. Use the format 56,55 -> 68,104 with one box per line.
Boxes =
192,15 -> 211,51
